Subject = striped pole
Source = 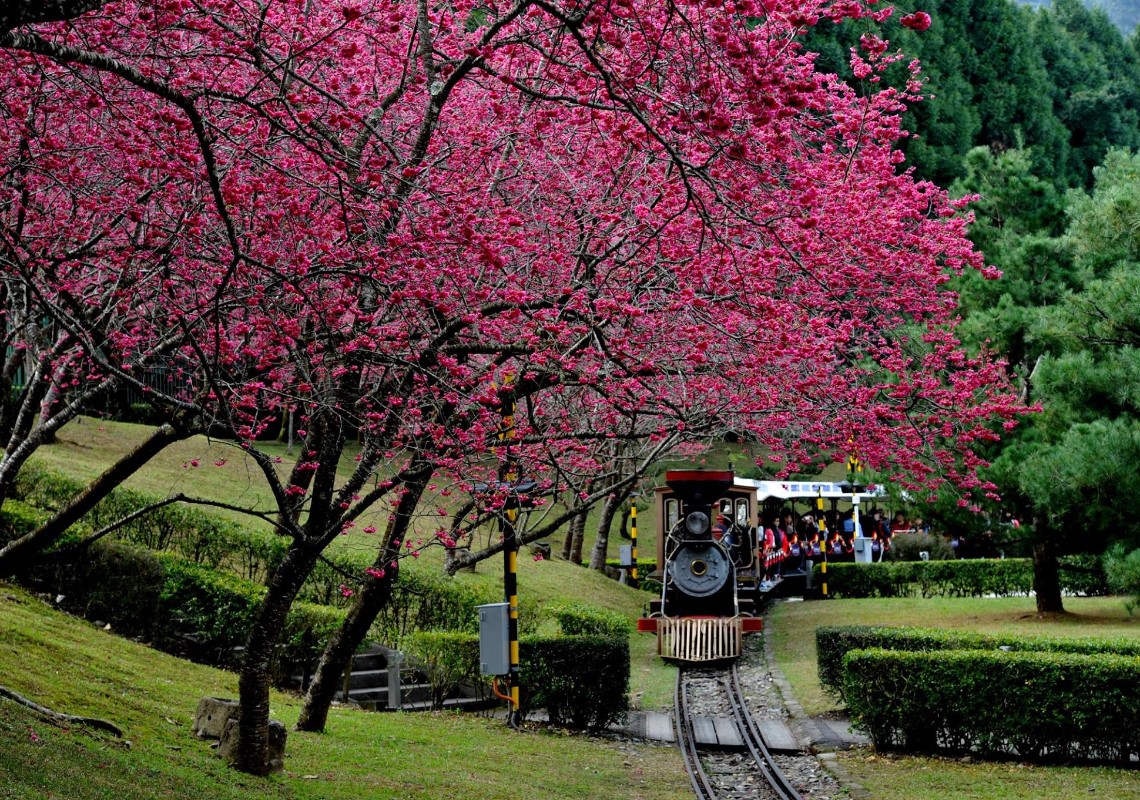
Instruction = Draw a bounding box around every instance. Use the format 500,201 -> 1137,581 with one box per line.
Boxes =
498,375 -> 521,728
818,487 -> 828,598
629,503 -> 639,590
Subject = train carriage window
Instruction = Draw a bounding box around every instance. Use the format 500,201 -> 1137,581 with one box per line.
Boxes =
719,499 -> 733,518
734,499 -> 749,526
665,499 -> 680,532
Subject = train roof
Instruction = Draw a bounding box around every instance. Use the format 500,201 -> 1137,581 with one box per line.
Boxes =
731,477 -> 886,501
655,475 -> 886,502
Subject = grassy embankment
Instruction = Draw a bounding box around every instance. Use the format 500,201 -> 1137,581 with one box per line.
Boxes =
770,596 -> 1140,800
0,585 -> 690,800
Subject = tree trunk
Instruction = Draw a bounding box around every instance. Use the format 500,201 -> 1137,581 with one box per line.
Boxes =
560,499 -> 577,561
588,492 -> 621,571
295,568 -> 397,732
568,511 -> 586,565
295,469 -> 429,732
234,542 -> 321,775
1032,530 -> 1065,614
0,422 -> 189,575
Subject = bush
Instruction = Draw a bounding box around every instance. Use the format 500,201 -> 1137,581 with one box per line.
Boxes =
816,624 -> 1140,703
0,500 -> 49,544
843,647 -> 1140,763
1103,544 -> 1140,612
815,559 -> 1033,599
545,602 -> 632,638
402,631 -> 486,710
520,635 -> 629,730
378,571 -> 503,642
885,532 -> 954,562
11,463 -> 290,583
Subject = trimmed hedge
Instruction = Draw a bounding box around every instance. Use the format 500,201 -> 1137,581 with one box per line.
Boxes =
545,602 -> 633,638
12,462 -> 290,583
16,531 -> 344,680
813,557 -> 1109,599
817,625 -> 1140,703
402,625 -> 631,729
520,635 -> 629,730
402,630 -> 487,710
844,647 -> 1140,763
9,464 -> 515,635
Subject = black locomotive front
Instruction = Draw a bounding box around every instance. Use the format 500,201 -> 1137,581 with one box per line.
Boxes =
662,470 -> 739,618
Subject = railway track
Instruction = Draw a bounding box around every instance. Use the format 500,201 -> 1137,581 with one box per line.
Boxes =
675,664 -> 803,800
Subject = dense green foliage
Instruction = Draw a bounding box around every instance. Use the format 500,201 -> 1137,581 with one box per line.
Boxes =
844,647 -> 1140,762
519,636 -> 630,730
1103,541 -> 1140,610
813,556 -> 1108,599
816,623 -> 1140,701
544,602 -> 633,638
805,0 -> 1140,189
403,603 -> 633,725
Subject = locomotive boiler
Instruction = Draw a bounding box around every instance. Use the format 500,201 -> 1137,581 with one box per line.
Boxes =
638,469 -> 763,662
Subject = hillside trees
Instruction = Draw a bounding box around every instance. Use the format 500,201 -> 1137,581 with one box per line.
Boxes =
946,147 -> 1140,611
805,0 -> 1140,189
0,0 -> 1024,773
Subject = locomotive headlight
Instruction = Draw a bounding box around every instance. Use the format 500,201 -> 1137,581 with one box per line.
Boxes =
684,511 -> 710,536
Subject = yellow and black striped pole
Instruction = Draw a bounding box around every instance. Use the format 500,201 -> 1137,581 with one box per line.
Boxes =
817,487 -> 828,598
629,503 -> 639,590
497,374 -> 521,728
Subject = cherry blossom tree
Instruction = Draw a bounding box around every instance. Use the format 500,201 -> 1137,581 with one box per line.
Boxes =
1,0 -> 1024,774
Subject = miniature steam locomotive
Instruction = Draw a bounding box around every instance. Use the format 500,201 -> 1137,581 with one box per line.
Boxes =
637,470 -> 764,662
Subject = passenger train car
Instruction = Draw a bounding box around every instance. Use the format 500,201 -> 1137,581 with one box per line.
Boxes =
637,469 -> 885,662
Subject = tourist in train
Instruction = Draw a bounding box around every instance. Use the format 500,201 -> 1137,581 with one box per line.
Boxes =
807,531 -> 823,560
714,514 -> 730,541
890,511 -> 911,536
786,534 -> 803,573
828,532 -> 845,559
871,509 -> 889,539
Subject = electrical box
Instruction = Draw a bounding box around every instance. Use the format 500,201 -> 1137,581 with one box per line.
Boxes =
618,545 -> 633,567
477,602 -> 510,675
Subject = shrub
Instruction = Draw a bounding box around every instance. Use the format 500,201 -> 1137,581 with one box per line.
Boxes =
1103,543 -> 1140,612
377,571 -> 502,642
815,559 -> 1036,599
520,635 -> 629,730
402,631 -> 486,710
843,647 -> 1140,763
545,602 -> 632,638
885,532 -> 954,561
816,624 -> 1140,702
0,500 -> 49,544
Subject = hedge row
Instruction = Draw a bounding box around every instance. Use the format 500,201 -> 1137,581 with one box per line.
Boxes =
543,602 -> 633,638
13,462 -> 290,583
9,464 -> 511,639
844,648 -> 1140,763
812,557 -> 1109,599
402,629 -> 629,730
2,524 -> 344,679
817,625 -> 1140,702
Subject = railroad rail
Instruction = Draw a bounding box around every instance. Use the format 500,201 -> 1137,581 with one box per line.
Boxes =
674,665 -> 803,800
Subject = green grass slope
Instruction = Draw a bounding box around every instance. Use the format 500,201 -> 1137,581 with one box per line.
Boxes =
0,585 -> 689,800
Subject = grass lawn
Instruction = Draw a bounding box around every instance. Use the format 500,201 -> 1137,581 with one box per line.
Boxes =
0,584 -> 690,800
771,596 -> 1140,799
